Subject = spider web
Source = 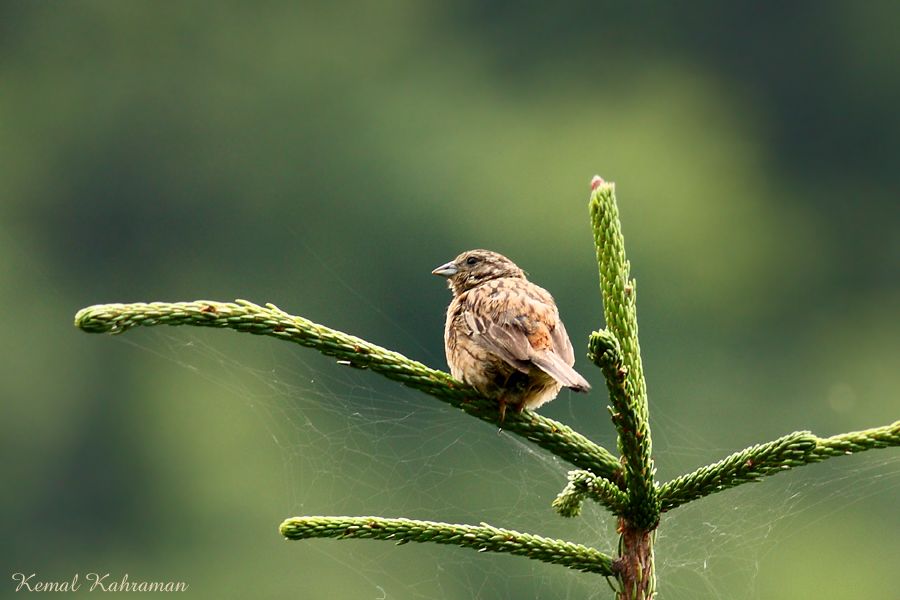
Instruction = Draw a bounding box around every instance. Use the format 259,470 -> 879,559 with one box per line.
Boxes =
120,312 -> 899,600
104,231 -> 900,600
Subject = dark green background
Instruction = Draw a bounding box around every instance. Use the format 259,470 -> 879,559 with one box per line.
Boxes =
2,3 -> 897,598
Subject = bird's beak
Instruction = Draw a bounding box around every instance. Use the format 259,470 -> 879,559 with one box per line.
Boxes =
431,261 -> 458,278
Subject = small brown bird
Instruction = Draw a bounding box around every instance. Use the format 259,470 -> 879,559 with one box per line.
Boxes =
432,249 -> 590,421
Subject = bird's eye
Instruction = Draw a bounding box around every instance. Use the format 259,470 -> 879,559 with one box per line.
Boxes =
466,256 -> 479,266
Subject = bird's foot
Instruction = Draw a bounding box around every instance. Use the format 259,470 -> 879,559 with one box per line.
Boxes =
497,398 -> 526,426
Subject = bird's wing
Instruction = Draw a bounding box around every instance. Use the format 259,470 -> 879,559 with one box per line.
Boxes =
549,316 -> 576,365
464,310 -> 532,374
528,315 -> 589,390
528,346 -> 591,391
463,283 -> 590,391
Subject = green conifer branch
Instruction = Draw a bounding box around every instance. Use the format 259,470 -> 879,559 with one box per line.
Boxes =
586,328 -> 642,496
74,300 -> 621,481
658,431 -> 818,511
589,180 -> 659,531
279,515 -> 616,576
659,421 -> 900,512
812,421 -> 900,458
553,469 -> 629,518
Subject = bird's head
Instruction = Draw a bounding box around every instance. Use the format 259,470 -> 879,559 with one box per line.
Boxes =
432,249 -> 525,295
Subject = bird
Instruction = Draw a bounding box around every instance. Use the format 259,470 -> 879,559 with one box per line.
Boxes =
432,249 -> 590,422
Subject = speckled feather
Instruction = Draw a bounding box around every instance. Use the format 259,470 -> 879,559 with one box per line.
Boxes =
433,250 -> 590,415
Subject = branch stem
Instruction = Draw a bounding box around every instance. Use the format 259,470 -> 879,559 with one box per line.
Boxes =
280,515 -> 615,576
658,421 -> 900,512
74,300 -> 622,481
590,181 -> 659,526
590,178 -> 659,599
553,469 -> 629,518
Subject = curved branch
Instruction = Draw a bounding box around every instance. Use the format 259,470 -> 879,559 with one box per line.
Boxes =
553,469 -> 628,518
658,421 -> 900,512
74,300 -> 622,481
279,515 -> 615,576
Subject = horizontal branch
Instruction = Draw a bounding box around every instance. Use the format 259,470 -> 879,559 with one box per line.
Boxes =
74,300 -> 622,481
658,421 -> 900,512
812,421 -> 900,459
657,431 -> 817,511
553,469 -> 628,518
280,515 -> 615,576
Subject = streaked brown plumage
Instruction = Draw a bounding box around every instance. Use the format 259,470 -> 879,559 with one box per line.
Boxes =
432,249 -> 590,420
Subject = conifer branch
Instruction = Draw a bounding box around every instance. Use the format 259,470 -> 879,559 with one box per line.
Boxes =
279,515 -> 616,576
659,421 -> 900,512
589,179 -> 659,531
553,469 -> 629,518
658,431 -> 818,511
590,177 -> 658,600
74,300 -> 622,481
812,421 -> 900,459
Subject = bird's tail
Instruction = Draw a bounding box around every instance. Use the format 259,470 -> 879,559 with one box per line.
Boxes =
531,351 -> 591,392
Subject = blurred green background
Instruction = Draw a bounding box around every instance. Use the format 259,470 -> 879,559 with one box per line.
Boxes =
2,2 -> 897,598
